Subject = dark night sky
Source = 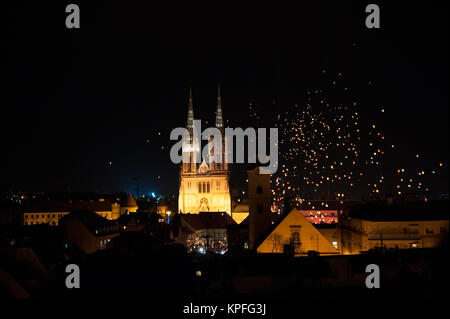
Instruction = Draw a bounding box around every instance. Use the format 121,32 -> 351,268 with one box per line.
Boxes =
2,1 -> 448,197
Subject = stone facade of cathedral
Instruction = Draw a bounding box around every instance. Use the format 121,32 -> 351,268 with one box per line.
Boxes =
178,87 -> 232,215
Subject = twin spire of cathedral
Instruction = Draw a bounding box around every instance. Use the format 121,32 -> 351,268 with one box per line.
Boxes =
186,87 -> 195,129
186,86 -> 224,130
215,86 -> 223,128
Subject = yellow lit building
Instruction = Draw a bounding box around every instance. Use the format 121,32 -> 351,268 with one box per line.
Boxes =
178,88 -> 232,217
257,208 -> 339,256
231,200 -> 250,225
23,194 -> 138,226
339,201 -> 449,254
341,219 -> 449,254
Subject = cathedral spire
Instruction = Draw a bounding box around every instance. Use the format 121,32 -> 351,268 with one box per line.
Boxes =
187,87 -> 194,129
215,85 -> 223,128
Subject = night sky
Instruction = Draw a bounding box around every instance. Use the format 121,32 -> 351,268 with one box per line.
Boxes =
2,1 -> 448,198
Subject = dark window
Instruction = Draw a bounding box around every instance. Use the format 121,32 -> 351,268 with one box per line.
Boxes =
290,231 -> 300,245
257,204 -> 263,213
256,186 -> 263,194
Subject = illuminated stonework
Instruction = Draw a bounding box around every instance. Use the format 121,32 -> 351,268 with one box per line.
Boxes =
178,171 -> 231,214
178,87 -> 232,215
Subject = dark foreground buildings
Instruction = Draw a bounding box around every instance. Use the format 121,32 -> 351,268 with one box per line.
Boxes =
0,192 -> 448,300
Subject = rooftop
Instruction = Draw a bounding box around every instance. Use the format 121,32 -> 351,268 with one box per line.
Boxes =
347,200 -> 449,222
181,212 -> 236,231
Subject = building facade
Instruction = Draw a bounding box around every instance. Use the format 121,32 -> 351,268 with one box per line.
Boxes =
257,208 -> 339,256
22,194 -> 137,226
60,211 -> 120,254
172,212 -> 235,254
339,201 -> 449,254
178,88 -> 232,215
248,166 -> 273,249
340,218 -> 449,254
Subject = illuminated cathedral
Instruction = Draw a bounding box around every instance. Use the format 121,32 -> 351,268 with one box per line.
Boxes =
178,87 -> 232,215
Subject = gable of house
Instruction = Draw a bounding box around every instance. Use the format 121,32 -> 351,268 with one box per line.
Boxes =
257,208 -> 339,255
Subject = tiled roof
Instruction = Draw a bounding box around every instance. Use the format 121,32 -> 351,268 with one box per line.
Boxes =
22,199 -> 114,213
121,194 -> 137,207
181,212 -> 236,231
348,200 -> 449,222
61,210 -> 119,236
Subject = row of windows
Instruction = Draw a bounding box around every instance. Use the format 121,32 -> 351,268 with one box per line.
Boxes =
98,239 -> 111,248
186,181 -> 222,192
25,212 -> 112,220
426,227 -> 448,234
199,182 -> 210,193
25,213 -> 65,219
25,221 -> 58,226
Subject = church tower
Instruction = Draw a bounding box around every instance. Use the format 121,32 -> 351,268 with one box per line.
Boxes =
209,86 -> 228,172
178,87 -> 232,215
182,87 -> 199,175
247,166 -> 273,249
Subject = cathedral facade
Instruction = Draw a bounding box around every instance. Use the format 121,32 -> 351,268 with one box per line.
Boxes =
178,87 -> 232,215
